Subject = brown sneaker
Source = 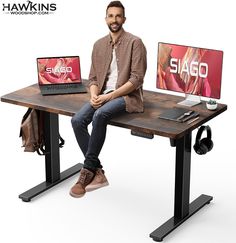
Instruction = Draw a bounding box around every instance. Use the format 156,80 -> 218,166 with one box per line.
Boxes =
85,169 -> 109,192
70,168 -> 95,198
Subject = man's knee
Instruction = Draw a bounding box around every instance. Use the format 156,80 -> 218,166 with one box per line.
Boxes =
92,109 -> 109,125
71,114 -> 83,130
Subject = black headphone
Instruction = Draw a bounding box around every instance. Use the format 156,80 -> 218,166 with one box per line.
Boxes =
194,125 -> 214,155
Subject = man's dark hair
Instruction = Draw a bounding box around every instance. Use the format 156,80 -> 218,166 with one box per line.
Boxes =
106,1 -> 125,17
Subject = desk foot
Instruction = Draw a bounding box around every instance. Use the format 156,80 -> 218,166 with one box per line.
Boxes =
19,163 -> 83,202
149,194 -> 213,242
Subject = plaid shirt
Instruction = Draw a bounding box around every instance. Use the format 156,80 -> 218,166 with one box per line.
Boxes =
89,30 -> 147,113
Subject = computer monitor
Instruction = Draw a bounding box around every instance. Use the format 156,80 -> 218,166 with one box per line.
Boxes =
156,42 -> 223,106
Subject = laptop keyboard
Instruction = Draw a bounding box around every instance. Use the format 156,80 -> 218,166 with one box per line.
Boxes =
40,82 -> 87,95
45,83 -> 79,90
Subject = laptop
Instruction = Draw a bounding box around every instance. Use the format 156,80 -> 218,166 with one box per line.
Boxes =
37,56 -> 87,95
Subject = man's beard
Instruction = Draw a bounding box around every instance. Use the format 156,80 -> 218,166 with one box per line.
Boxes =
108,22 -> 123,33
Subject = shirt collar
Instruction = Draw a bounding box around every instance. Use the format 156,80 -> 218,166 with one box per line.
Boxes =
108,29 -> 126,46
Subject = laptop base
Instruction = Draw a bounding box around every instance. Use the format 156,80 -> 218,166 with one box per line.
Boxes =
40,83 -> 87,95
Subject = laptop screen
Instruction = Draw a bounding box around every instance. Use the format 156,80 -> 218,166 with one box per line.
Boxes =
37,56 -> 81,85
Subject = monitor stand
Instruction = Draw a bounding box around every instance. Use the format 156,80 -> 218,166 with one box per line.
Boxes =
178,94 -> 201,107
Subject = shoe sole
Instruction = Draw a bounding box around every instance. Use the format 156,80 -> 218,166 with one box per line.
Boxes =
85,182 -> 109,192
69,190 -> 85,198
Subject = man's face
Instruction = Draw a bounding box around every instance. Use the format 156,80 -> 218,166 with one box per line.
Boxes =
106,7 -> 126,33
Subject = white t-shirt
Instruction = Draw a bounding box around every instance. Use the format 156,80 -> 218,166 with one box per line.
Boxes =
103,48 -> 118,94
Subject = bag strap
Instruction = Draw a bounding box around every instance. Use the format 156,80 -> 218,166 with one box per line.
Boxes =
19,108 -> 33,137
59,135 -> 65,148
36,130 -> 65,156
36,135 -> 64,155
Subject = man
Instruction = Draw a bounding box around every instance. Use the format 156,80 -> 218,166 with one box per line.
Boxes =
70,1 -> 147,198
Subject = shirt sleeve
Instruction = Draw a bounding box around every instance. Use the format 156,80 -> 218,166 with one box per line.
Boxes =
88,44 -> 99,87
128,38 -> 147,89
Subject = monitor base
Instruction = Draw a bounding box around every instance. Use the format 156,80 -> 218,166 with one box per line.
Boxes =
178,94 -> 201,107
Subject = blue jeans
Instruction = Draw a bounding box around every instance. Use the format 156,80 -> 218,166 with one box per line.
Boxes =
71,97 -> 126,170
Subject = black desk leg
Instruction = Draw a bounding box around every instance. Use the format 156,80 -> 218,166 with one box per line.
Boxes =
19,112 -> 83,202
150,132 -> 213,241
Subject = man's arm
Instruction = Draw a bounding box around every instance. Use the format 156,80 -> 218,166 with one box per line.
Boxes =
89,84 -> 100,109
110,81 -> 135,99
94,81 -> 135,106
90,84 -> 99,97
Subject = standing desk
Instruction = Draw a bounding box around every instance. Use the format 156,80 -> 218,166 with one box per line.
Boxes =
1,83 -> 227,241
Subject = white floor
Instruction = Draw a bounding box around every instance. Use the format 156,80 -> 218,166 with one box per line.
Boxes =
0,107 -> 235,243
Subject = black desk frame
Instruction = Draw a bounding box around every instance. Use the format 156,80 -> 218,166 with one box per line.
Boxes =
18,111 -> 213,242
150,132 -> 212,241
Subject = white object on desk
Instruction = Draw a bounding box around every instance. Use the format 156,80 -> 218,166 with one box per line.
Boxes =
206,103 -> 218,110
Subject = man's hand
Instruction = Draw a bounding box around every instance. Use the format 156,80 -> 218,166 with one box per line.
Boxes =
90,94 -> 99,109
97,93 -> 112,104
90,93 -> 112,109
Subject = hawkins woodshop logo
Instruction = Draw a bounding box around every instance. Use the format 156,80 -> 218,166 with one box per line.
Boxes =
2,0 -> 57,15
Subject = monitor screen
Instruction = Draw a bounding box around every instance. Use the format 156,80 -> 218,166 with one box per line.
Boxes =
156,43 -> 223,99
37,56 -> 81,85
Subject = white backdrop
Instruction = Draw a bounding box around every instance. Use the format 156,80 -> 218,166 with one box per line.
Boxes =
0,1 -> 235,243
